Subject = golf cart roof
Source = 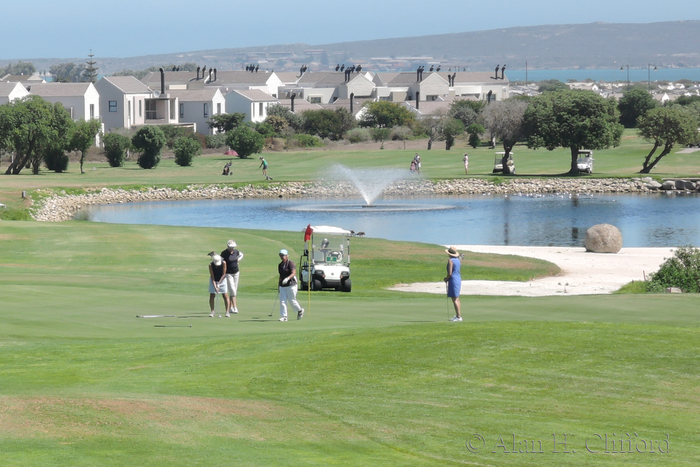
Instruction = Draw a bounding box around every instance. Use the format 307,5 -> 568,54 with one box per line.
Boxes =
308,225 -> 352,235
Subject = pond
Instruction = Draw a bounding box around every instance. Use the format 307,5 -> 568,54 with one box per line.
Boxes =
85,193 -> 700,248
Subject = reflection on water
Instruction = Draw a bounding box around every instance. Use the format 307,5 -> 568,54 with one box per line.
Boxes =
86,193 -> 700,247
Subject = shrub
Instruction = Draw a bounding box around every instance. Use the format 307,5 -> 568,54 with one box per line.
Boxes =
225,125 -> 264,158
291,134 -> 322,148
204,133 -> 227,149
132,126 -> 166,169
103,133 -> 131,167
44,147 -> 69,172
160,125 -> 197,148
346,128 -> 371,143
466,123 -> 485,149
646,246 -> 700,293
172,137 -> 202,166
390,126 -> 412,141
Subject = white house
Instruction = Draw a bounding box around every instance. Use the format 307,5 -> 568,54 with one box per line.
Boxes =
438,71 -> 510,101
0,82 -> 30,104
207,71 -> 284,99
95,76 -> 179,132
166,88 -> 226,135
26,82 -> 100,121
226,89 -> 278,123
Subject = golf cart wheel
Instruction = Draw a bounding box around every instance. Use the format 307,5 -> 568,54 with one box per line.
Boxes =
312,279 -> 323,291
341,278 -> 352,293
300,281 -> 308,291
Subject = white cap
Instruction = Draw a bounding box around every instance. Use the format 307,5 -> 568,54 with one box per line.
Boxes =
211,255 -> 223,266
227,239 -> 236,248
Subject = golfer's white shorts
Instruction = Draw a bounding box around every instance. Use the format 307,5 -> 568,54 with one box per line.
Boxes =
209,280 -> 228,294
225,272 -> 240,296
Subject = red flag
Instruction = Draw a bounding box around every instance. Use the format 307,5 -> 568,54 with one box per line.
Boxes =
304,224 -> 313,242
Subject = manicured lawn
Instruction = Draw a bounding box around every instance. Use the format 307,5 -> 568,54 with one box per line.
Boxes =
1,222 -> 698,465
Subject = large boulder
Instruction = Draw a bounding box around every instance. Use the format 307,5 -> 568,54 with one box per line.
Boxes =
585,224 -> 623,253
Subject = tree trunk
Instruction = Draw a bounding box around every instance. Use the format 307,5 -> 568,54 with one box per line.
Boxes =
641,143 -> 672,174
427,138 -> 433,150
568,147 -> 580,174
640,141 -> 660,173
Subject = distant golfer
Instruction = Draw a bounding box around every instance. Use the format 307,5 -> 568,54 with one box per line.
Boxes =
209,254 -> 230,318
259,156 -> 272,180
221,239 -> 244,316
463,153 -> 469,175
413,153 -> 421,174
444,246 -> 462,322
277,249 -> 304,321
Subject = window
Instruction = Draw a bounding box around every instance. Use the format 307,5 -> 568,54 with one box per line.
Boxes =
145,100 -> 156,120
109,101 -> 117,112
309,96 -> 321,103
139,100 -> 142,117
180,103 -> 184,118
203,103 -> 209,118
89,104 -> 95,118
216,103 -> 221,115
259,102 -> 263,116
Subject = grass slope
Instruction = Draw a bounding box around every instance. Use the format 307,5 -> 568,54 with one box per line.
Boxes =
1,222 -> 698,465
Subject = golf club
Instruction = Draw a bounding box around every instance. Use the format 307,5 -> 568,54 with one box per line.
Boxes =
445,282 -> 452,320
268,287 -> 280,317
137,315 -> 175,318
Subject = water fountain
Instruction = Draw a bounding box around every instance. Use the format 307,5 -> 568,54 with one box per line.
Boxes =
287,164 -> 453,212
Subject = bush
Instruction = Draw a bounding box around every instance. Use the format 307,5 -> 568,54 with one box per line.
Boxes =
132,126 -> 166,169
346,128 -> 371,143
160,125 -> 197,148
390,126 -> 412,141
204,133 -> 227,149
172,137 -> 202,166
466,123 -> 485,149
646,246 -> 700,293
291,134 -> 323,148
44,148 -> 69,172
103,133 -> 131,167
225,125 -> 264,158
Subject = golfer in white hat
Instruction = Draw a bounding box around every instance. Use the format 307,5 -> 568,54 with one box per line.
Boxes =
221,239 -> 244,316
208,254 -> 230,317
277,249 -> 303,321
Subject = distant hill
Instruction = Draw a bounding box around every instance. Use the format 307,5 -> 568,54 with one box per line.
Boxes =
7,21 -> 700,76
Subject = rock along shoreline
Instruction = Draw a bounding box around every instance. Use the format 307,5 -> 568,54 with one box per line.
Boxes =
32,177 -> 697,222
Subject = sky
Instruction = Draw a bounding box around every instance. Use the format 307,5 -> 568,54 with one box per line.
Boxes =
2,0 -> 699,60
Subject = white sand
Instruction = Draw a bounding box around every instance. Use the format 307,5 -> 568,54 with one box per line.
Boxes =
388,245 -> 675,296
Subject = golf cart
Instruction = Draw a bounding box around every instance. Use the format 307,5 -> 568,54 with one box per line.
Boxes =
577,150 -> 594,174
493,152 -> 515,174
300,225 -> 352,292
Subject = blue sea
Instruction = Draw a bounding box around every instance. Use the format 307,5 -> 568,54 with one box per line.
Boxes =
505,68 -> 700,83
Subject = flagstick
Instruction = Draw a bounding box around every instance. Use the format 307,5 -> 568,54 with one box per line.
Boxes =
306,238 -> 311,318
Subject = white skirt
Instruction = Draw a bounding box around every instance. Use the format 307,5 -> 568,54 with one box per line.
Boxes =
209,279 -> 228,294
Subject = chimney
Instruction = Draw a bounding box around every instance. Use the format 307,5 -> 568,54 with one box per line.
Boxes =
159,67 -> 165,94
416,91 -> 420,110
290,93 -> 296,112
196,66 -> 200,79
208,68 -> 212,82
214,68 -> 217,81
417,66 -> 420,82
350,93 -> 354,113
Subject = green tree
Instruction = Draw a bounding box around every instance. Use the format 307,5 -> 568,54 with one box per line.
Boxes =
1,96 -> 73,175
207,113 -> 246,133
2,61 -> 36,76
618,87 -> 658,128
49,62 -> 85,83
71,119 -> 102,173
359,101 -> 414,128
370,127 -> 391,149
637,106 -> 698,173
448,99 -> 484,127
225,125 -> 264,159
443,118 -> 465,150
266,103 -> 304,132
537,79 -> 568,93
466,123 -> 484,148
523,89 -> 623,174
302,108 -> 356,140
481,99 -> 528,174
102,133 -> 131,167
82,51 -> 99,83
172,137 -> 202,167
132,126 -> 166,169
264,115 -> 288,135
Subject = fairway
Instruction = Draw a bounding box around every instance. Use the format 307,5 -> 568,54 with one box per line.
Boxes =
1,221 -> 698,466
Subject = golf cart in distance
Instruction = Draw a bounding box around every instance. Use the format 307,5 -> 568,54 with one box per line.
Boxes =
577,150 -> 594,173
300,225 -> 352,292
493,152 -> 515,174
